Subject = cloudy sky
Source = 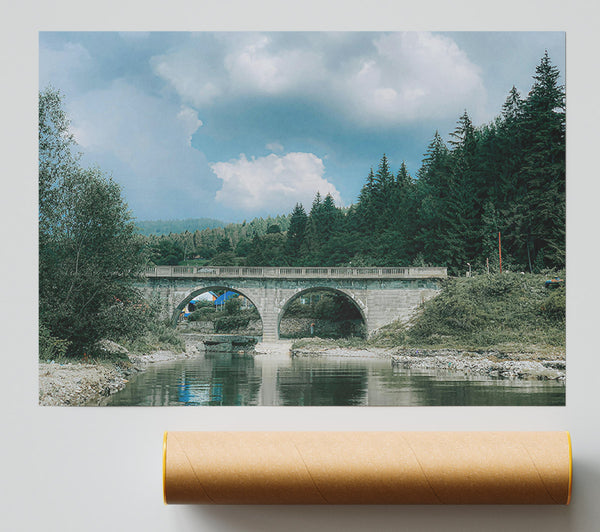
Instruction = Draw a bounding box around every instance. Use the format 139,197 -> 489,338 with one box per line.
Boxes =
39,32 -> 565,223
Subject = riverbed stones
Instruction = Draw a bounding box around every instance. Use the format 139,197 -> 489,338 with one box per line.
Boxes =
390,350 -> 565,381
39,347 -> 195,406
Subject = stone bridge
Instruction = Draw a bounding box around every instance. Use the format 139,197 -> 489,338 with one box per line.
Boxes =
139,266 -> 447,341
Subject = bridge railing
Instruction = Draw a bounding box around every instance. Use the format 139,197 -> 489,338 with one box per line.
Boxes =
144,265 -> 447,279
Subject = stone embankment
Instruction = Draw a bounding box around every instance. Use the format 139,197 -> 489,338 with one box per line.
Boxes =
39,338 -> 202,406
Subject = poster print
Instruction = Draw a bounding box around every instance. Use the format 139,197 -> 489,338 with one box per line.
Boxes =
38,32 -> 565,406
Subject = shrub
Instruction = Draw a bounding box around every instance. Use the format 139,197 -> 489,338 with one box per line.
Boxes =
188,307 -> 216,321
314,297 -> 337,319
540,289 -> 566,322
156,324 -> 186,349
225,297 -> 242,315
189,300 -> 213,311
121,322 -> 185,354
214,314 -> 251,332
39,324 -> 71,361
404,273 -> 565,349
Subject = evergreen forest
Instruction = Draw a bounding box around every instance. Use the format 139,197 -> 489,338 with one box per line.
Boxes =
146,52 -> 565,276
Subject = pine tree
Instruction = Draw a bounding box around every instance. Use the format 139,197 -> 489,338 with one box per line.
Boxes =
355,168 -> 376,232
520,51 -> 566,269
414,131 -> 451,266
373,154 -> 396,231
285,203 -> 308,265
444,111 -> 480,272
491,88 -> 526,269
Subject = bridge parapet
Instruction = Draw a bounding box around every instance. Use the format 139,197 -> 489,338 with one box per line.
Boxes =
144,265 -> 447,280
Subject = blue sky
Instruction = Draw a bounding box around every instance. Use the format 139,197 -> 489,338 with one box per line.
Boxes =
39,31 -> 565,223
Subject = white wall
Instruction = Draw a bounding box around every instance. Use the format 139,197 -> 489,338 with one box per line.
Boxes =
2,2 -> 599,531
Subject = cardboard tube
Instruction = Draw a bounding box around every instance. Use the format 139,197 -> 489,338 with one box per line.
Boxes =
163,431 -> 572,505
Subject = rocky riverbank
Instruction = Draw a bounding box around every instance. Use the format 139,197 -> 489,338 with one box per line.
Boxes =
39,338 -> 203,406
390,348 -> 565,381
291,340 -> 565,381
291,344 -> 391,359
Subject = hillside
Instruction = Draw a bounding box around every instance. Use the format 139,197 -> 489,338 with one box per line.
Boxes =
373,272 -> 566,352
135,217 -> 226,235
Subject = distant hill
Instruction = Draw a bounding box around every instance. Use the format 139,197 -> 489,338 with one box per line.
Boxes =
135,217 -> 226,235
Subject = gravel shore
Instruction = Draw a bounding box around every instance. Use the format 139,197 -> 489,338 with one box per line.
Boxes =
254,340 -> 293,356
291,343 -> 565,381
39,338 -> 203,406
390,348 -> 565,381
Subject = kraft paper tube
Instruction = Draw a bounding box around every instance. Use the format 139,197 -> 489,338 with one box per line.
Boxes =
163,431 -> 572,505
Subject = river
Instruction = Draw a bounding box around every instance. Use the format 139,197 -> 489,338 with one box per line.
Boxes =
100,351 -> 565,406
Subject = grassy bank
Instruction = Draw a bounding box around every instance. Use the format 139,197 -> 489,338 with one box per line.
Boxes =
293,272 -> 565,355
117,322 -> 185,355
39,321 -> 186,365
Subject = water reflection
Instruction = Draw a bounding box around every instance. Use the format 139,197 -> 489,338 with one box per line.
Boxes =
277,360 -> 368,406
101,352 -> 565,406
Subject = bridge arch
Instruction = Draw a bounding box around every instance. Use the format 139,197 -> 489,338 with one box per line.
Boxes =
171,285 -> 264,331
141,265 -> 446,341
277,287 -> 367,339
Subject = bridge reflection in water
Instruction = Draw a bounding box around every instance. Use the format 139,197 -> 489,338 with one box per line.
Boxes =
101,351 -> 565,407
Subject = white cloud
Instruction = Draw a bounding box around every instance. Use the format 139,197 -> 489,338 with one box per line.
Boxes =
150,32 -> 486,124
151,50 -> 222,107
266,142 -> 284,153
211,152 -> 341,213
177,105 -> 203,146
351,32 -> 485,122
223,35 -> 324,96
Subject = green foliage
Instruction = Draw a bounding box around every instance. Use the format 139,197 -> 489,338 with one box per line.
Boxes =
179,258 -> 209,266
214,314 -> 252,332
280,290 -> 365,339
39,87 -> 147,356
188,303 -> 260,328
216,236 -> 233,253
135,218 -> 225,236
121,322 -> 186,354
212,307 -> 260,332
207,251 -> 237,266
39,324 -> 71,361
388,273 -> 566,349
283,292 -> 361,321
285,203 -> 308,263
224,297 -> 242,315
313,297 -> 338,319
245,232 -> 287,266
284,298 -> 312,317
149,238 -> 184,265
540,288 -> 566,321
156,324 -> 186,349
188,307 -> 216,321
369,321 -> 407,347
141,213 -> 291,265
192,299 -> 214,310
